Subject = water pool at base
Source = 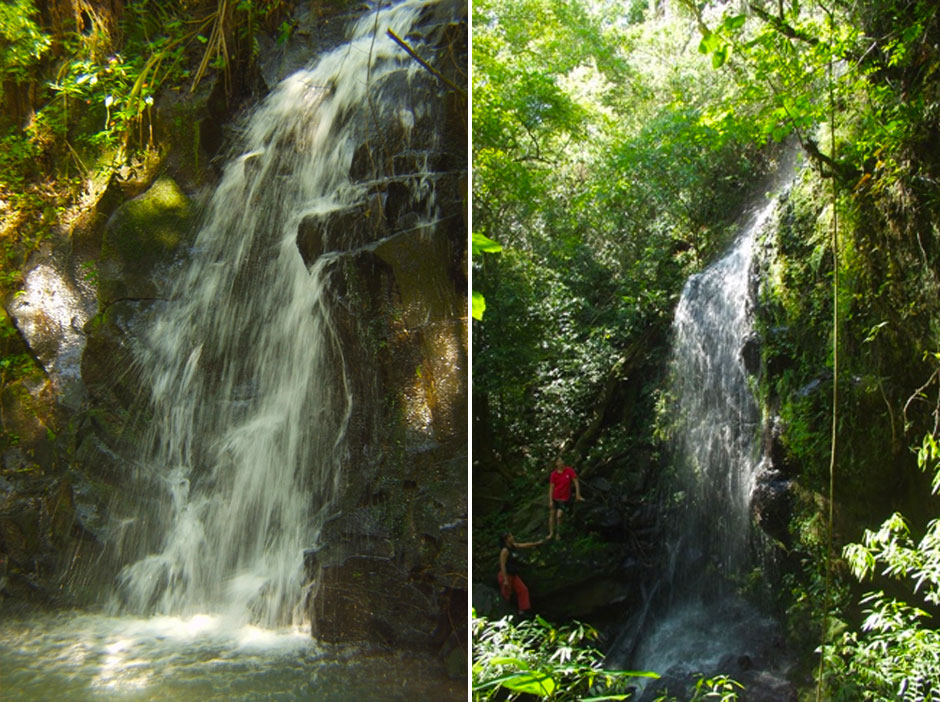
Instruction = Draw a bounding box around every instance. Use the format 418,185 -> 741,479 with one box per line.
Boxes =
0,609 -> 464,701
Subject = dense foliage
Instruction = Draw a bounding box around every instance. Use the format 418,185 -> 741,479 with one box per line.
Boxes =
824,432 -> 940,700
474,0 -> 940,697
472,0 -> 768,483
0,0 -> 292,388
472,611 -> 657,701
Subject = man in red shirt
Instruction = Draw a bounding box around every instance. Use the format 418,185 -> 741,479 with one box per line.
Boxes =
548,456 -> 583,539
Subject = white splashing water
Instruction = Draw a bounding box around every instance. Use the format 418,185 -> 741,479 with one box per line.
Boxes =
667,198 -> 776,578
619,160 -> 801,689
108,0 -> 446,630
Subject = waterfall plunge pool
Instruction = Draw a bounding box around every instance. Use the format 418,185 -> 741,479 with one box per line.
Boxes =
0,609 -> 464,701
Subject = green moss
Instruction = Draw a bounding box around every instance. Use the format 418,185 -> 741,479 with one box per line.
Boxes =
97,175 -> 194,303
103,176 -> 191,260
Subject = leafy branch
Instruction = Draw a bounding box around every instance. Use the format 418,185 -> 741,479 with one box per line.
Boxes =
472,612 -> 658,701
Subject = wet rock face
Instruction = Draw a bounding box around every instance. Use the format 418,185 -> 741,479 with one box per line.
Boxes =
0,470 -> 83,606
299,3 -> 467,657
751,468 -> 793,546
7,246 -> 97,411
741,331 -> 761,377
751,416 -> 794,545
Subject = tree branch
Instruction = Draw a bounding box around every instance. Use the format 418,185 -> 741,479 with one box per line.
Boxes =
749,2 -> 821,47
387,29 -> 464,95
803,137 -> 860,183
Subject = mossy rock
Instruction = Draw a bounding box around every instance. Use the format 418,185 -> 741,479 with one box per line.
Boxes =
0,378 -> 57,465
98,177 -> 194,305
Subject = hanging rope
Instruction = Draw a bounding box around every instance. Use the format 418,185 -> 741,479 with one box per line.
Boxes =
815,3 -> 839,699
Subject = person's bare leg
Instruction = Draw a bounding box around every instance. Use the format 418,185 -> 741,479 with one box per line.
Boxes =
554,508 -> 562,539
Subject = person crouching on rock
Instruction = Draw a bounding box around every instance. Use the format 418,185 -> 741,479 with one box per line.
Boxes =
499,532 -> 544,615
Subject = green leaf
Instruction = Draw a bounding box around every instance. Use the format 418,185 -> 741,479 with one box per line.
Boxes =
489,656 -> 529,668
699,30 -> 719,54
723,14 -> 746,31
501,671 -> 556,696
472,232 -> 503,255
712,45 -> 728,69
610,670 -> 660,679
472,290 -> 487,321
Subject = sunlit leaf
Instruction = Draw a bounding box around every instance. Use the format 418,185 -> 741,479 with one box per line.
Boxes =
501,671 -> 556,696
472,232 -> 503,255
472,290 -> 486,321
724,14 -> 746,31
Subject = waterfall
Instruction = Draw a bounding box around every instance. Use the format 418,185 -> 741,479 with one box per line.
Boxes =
101,0 -> 453,630
666,203 -> 770,584
608,153 -> 801,695
662,148 -> 800,598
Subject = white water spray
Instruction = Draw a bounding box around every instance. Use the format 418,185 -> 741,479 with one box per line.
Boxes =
108,0 -> 447,630
666,199 -> 775,579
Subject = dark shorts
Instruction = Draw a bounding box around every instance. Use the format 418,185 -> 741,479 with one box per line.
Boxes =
553,498 -> 571,512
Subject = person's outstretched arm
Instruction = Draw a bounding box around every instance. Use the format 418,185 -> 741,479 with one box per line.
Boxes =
515,538 -> 546,548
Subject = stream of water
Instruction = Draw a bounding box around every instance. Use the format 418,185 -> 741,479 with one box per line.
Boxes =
1,0 -> 463,698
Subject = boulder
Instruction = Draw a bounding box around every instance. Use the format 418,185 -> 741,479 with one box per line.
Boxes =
81,300 -> 154,410
7,244 -> 97,410
97,177 -> 194,305
751,468 -> 793,546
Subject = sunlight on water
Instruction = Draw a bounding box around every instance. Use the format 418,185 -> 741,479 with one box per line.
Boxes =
0,610 -> 462,701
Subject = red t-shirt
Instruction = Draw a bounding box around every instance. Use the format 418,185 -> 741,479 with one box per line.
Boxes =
550,466 -> 577,501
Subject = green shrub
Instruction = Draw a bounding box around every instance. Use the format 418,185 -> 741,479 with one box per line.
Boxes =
825,432 -> 940,700
472,610 -> 657,701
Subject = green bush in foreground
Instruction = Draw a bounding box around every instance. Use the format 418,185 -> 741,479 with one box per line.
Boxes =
824,432 -> 940,700
472,610 -> 657,701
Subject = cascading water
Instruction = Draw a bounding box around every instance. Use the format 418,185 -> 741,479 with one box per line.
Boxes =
0,1 -> 466,699
110,0 -> 445,631
609,154 -> 800,699
665,202 -> 769,585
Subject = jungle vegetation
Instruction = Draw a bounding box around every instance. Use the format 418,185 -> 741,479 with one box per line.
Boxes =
0,0 -> 296,394
473,0 -> 940,698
